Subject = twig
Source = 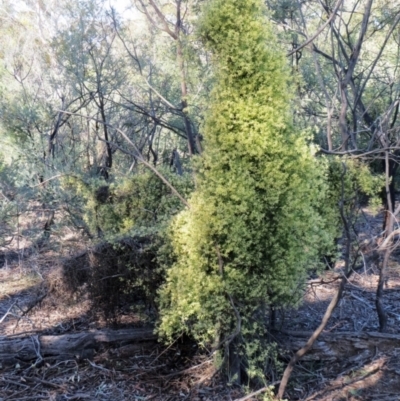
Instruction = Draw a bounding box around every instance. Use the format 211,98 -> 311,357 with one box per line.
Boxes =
31,335 -> 43,366
30,173 -> 69,188
348,292 -> 373,309
234,381 -> 280,401
0,301 -> 16,324
87,359 -> 112,373
63,394 -> 94,400
378,227 -> 400,250
4,396 -> 48,401
22,292 -> 48,317
4,374 -> 65,390
22,376 -> 65,389
162,359 -> 213,378
149,335 -> 182,366
12,304 -> 34,333
308,276 -> 341,286
1,377 -> 30,389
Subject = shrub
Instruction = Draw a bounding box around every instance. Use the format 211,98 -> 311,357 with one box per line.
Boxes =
158,0 -> 337,383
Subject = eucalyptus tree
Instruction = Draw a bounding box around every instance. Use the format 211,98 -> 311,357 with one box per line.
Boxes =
267,0 -> 400,333
52,0 -> 130,178
112,0 -> 209,162
268,1 -> 400,162
0,0 -> 61,174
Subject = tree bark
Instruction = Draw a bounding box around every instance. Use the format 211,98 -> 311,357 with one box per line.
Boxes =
376,150 -> 394,332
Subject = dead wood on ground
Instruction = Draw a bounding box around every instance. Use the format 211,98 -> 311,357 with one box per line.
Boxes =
0,327 -> 156,368
277,330 -> 400,362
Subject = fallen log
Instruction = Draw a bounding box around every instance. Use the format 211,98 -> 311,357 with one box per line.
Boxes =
277,330 -> 400,362
0,327 -> 157,368
3,328 -> 397,371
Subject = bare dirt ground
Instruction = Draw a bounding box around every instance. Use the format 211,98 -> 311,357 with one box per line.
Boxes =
1,206 -> 400,401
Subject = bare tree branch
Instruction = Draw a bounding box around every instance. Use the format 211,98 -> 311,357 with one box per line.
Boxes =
287,0 -> 344,57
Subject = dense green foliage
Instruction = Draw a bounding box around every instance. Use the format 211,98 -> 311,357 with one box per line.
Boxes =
60,169 -> 193,323
326,158 -> 384,217
158,0 -> 337,378
64,168 -> 193,239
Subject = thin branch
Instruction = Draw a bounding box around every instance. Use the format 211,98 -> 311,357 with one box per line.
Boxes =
111,17 -> 180,111
356,10 -> 400,107
233,381 -> 280,401
342,0 -> 373,87
137,0 -> 178,40
31,174 -> 70,188
318,146 -> 400,158
287,0 -> 343,57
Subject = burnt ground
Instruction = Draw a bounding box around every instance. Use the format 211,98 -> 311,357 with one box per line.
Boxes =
1,206 -> 400,400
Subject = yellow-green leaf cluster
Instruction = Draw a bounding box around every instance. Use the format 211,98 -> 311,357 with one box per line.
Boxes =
63,168 -> 193,239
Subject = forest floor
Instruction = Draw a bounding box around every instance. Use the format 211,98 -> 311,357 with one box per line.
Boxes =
1,206 -> 400,400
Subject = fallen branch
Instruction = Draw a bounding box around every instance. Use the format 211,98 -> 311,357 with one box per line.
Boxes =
0,327 -> 156,368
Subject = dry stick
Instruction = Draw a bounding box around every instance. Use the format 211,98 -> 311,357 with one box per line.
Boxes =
22,376 -> 65,389
0,301 -> 16,324
31,335 -> 43,366
19,292 -> 48,318
1,377 -> 30,389
31,173 -> 69,188
58,110 -> 189,209
378,227 -> 400,250
234,381 -> 280,401
319,146 -> 400,158
276,276 -> 349,399
277,163 -> 352,400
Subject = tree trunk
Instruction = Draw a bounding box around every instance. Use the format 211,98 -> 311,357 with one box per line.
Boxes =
177,40 -> 197,155
98,95 -> 112,179
376,151 -> 396,332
